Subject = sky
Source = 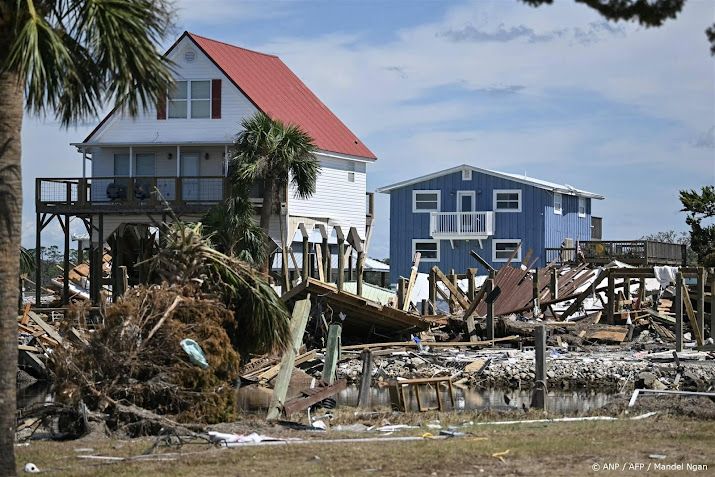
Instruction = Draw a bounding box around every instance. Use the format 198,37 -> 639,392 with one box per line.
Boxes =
22,0 -> 715,260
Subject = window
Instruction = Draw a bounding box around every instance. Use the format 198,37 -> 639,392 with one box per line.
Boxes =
113,153 -> 129,176
135,153 -> 156,176
168,81 -> 187,118
578,197 -> 586,218
493,189 -> 521,212
413,239 -> 440,262
554,193 -> 563,215
167,80 -> 211,118
190,81 -> 210,118
492,239 -> 521,262
462,169 -> 472,181
412,190 -> 440,213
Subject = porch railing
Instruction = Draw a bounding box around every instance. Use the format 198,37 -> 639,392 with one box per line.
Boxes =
36,176 -> 229,210
429,211 -> 495,238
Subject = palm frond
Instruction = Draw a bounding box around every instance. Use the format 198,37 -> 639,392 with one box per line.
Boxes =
20,247 -> 35,276
146,220 -> 290,356
3,0 -> 175,125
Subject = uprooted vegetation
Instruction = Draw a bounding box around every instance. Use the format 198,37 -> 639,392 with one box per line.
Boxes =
33,220 -> 292,436
52,285 -> 240,426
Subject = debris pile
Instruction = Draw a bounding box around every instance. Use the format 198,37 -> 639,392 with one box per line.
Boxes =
51,284 -> 241,427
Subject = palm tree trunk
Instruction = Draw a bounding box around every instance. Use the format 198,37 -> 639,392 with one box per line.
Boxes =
259,178 -> 275,273
0,66 -> 23,475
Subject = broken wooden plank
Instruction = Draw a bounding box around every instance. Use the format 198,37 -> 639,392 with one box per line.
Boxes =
431,266 -> 470,310
259,350 -> 317,383
682,282 -> 704,347
282,379 -> 348,416
27,312 -> 63,345
402,252 -> 421,311
584,326 -> 628,343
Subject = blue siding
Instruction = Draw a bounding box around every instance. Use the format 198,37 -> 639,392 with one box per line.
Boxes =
543,193 -> 592,248
388,170 -> 548,283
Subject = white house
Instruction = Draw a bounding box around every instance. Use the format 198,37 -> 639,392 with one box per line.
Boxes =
47,31 -> 377,249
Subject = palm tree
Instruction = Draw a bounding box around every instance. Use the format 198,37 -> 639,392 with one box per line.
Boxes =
230,112 -> 320,273
203,182 -> 268,267
0,2 -> 174,473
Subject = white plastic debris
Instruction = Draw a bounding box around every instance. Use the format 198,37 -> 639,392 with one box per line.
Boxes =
24,463 -> 40,473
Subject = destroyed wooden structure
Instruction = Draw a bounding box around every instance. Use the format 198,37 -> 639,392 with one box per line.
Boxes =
282,278 -> 428,340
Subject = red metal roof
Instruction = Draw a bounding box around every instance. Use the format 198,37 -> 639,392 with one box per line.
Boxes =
188,32 -> 376,160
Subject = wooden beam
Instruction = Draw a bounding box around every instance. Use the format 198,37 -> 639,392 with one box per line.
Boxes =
559,268 -> 609,321
335,226 -> 345,291
484,278 -> 495,341
282,379 -> 348,417
696,269 -> 706,344
402,252 -> 421,311
682,281 -> 703,347
675,272 -> 683,352
340,335 -> 520,351
431,266 -> 470,310
469,250 -> 495,273
550,268 -> 558,300
606,271 -> 615,325
315,243 -> 325,282
267,296 -> 312,420
28,312 -> 63,345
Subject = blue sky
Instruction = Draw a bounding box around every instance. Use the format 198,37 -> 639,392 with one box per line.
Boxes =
22,0 -> 715,260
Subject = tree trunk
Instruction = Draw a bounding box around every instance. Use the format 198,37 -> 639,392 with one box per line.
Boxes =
259,178 -> 276,273
0,66 -> 23,475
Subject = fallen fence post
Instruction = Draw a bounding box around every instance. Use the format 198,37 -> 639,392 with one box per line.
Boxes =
322,323 -> 342,385
531,324 -> 546,410
357,349 -> 373,409
267,296 -> 312,421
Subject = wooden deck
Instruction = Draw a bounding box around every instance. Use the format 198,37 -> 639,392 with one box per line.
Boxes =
36,176 -> 230,214
545,240 -> 686,266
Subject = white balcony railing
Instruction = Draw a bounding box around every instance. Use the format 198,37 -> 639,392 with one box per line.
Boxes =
429,211 -> 495,239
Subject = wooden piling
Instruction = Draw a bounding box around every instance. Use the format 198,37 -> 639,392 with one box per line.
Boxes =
467,268 -> 476,301
336,227 -> 345,291
675,272 -> 683,353
267,296 -> 312,420
550,268 -> 558,300
532,324 -> 547,410
486,278 -> 494,341
356,251 -> 365,296
322,323 -> 342,385
696,269 -> 705,343
607,271 -> 615,325
711,274 -> 715,340
532,267 -> 540,315
357,349 -> 373,409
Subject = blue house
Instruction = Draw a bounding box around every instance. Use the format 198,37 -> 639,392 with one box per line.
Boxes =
376,165 -> 604,282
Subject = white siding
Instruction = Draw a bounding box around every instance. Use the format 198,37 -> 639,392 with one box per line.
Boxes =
287,155 -> 367,239
88,36 -> 257,144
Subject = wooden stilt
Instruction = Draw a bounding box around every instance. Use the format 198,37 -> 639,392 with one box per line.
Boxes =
531,324 -> 547,410
675,272 -> 683,353
322,323 -> 342,385
696,269 -> 705,344
267,296 -> 312,420
357,349 -> 373,409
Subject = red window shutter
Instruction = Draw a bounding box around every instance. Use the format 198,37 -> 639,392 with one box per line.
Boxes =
157,95 -> 166,120
211,79 -> 221,119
